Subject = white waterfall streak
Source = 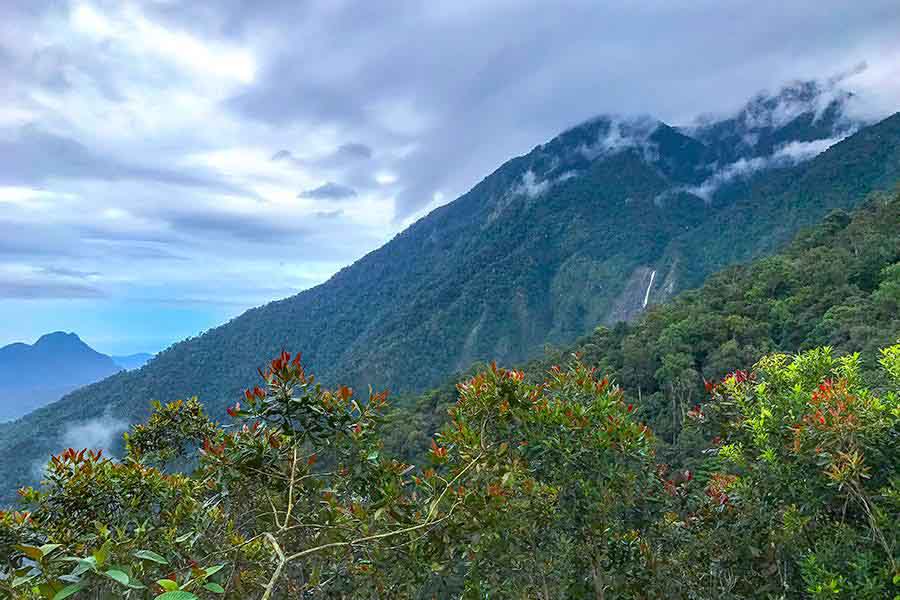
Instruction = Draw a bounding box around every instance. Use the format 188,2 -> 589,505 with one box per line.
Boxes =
643,270 -> 656,308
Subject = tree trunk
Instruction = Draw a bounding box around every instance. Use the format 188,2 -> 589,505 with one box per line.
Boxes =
671,388 -> 679,445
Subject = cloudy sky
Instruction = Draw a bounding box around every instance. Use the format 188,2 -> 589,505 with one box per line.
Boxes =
1,0 -> 899,354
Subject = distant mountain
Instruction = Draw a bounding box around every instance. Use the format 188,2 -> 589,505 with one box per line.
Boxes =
0,81 -> 898,501
112,353 -> 154,371
0,332 -> 122,422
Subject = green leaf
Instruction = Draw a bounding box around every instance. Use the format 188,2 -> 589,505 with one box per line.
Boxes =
203,582 -> 226,593
174,532 -> 193,544
38,582 -> 61,598
104,569 -> 130,585
14,544 -> 43,561
156,579 -> 180,592
11,574 -> 37,588
93,539 -> 113,567
39,543 -> 63,557
203,564 -> 226,578
53,582 -> 87,600
134,549 -> 169,564
71,557 -> 97,577
155,592 -> 199,600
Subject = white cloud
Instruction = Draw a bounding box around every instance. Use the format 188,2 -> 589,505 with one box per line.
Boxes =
375,172 -> 398,185
772,135 -> 847,162
71,2 -> 256,84
514,169 -> 550,199
683,156 -> 771,202
61,413 -> 128,452
578,116 -> 660,161
680,133 -> 849,202
31,412 -> 128,478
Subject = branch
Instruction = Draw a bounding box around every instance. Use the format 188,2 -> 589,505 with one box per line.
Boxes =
261,533 -> 286,600
282,447 -> 299,532
257,450 -> 483,597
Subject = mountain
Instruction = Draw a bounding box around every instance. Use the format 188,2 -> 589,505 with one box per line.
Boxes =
385,189 -> 900,461
0,334 -> 154,422
0,81 -> 898,500
112,353 -> 154,371
0,332 -> 122,422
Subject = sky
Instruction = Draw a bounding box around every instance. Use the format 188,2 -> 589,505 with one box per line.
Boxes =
1,0 -> 899,355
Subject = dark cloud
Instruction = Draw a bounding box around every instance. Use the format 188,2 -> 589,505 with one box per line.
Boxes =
84,242 -> 190,262
298,182 -> 357,200
40,266 -> 101,279
313,209 -> 344,219
0,125 -> 251,196
0,279 -> 105,299
76,225 -> 176,245
272,143 -> 373,169
334,143 -> 372,160
163,210 -> 314,242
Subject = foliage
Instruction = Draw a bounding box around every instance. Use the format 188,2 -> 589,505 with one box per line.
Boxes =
3,343 -> 897,599
432,360 -> 658,598
1,352 -> 430,598
673,346 -> 900,598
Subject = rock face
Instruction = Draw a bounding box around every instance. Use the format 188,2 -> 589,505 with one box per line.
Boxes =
606,267 -> 658,324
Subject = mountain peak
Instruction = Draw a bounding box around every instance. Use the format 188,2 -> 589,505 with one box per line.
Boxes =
34,331 -> 84,347
738,79 -> 854,132
550,114 -> 662,158
685,79 -> 861,166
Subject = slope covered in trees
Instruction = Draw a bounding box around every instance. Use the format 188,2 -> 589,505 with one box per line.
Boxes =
387,189 -> 900,461
0,88 -> 898,500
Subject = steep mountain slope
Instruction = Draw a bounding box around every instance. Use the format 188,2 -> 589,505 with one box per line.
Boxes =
0,84 -> 898,500
386,190 -> 900,462
0,333 -> 122,422
656,110 -> 900,293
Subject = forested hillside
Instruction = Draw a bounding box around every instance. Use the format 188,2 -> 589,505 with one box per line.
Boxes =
386,189 -> 900,461
1,89 -> 898,501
